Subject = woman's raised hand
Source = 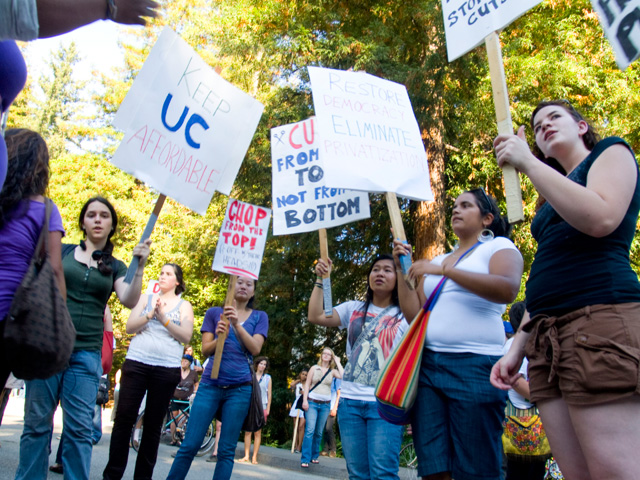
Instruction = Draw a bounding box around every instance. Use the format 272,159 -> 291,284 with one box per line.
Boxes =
315,258 -> 332,277
132,238 -> 152,266
493,126 -> 537,173
392,239 -> 411,269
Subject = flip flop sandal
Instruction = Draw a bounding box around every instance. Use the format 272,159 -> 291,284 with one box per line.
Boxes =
311,459 -> 320,464
301,463 -> 309,468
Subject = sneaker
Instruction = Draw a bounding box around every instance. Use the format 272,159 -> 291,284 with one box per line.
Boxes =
320,451 -> 329,457
49,464 -> 63,475
329,451 -> 336,458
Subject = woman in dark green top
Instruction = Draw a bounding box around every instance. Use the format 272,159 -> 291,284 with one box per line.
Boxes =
16,196 -> 151,480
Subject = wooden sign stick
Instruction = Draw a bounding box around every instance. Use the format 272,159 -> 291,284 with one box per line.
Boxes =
291,413 -> 301,453
210,275 -> 238,379
124,194 -> 166,284
485,32 -> 524,224
384,192 -> 414,290
318,228 -> 333,317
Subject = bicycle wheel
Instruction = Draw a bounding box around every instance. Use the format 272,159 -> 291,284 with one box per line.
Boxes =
171,411 -> 189,445
196,420 -> 215,456
131,412 -> 144,453
399,442 -> 417,469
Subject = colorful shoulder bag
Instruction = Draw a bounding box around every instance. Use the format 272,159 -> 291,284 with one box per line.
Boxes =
375,243 -> 479,425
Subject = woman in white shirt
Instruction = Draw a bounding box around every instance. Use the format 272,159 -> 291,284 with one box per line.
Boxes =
103,263 -> 194,480
394,189 -> 523,480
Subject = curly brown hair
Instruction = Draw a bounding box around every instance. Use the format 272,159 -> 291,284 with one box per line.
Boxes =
0,129 -> 50,230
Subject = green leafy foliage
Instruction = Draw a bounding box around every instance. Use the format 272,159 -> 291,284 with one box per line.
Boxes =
7,0 -> 640,445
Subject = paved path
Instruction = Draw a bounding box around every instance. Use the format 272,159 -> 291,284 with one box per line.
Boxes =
0,394 -> 335,480
0,393 -> 416,480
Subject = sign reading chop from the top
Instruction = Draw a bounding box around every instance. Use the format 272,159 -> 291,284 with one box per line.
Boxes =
112,27 -> 264,215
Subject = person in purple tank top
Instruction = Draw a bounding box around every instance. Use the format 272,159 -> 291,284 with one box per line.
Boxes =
0,129 -> 66,390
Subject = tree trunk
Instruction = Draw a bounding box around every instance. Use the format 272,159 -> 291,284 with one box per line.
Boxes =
412,99 -> 447,261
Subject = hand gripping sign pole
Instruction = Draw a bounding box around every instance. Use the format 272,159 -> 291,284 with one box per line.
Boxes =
385,192 -> 415,290
124,194 -> 166,283
211,275 -> 237,379
318,228 -> 333,317
485,32 -> 524,224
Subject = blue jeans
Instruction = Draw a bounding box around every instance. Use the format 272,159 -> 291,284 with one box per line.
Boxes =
16,350 -> 101,480
338,397 -> 404,480
301,400 -> 330,463
167,382 -> 251,480
92,404 -> 103,444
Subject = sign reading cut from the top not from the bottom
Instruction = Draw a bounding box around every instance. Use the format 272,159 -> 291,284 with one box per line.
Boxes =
271,117 -> 370,235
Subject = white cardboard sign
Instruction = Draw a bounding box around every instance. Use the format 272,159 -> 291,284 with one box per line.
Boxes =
271,117 -> 370,235
211,199 -> 271,279
442,0 -> 542,62
112,27 -> 264,215
591,0 -> 640,70
308,67 -> 433,201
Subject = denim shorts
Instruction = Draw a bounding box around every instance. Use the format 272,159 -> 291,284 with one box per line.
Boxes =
525,303 -> 640,406
412,350 -> 506,480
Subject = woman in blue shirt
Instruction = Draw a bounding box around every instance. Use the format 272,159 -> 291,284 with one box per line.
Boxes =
167,276 -> 269,480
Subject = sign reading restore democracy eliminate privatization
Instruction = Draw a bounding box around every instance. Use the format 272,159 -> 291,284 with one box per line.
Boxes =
442,0 -> 542,62
271,117 -> 370,235
211,199 -> 271,279
308,67 -> 433,202
111,27 -> 264,215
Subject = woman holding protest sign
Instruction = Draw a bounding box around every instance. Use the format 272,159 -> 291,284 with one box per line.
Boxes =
308,254 -> 408,479
393,188 -> 523,480
16,196 -> 151,480
103,263 -> 194,480
167,276 -> 269,480
491,100 -> 640,480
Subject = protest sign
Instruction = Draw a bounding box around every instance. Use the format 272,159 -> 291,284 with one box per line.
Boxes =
112,27 -> 264,215
591,0 -> 640,70
211,199 -> 271,279
308,67 -> 433,201
271,117 -> 371,235
442,0 -> 542,62
146,280 -> 160,295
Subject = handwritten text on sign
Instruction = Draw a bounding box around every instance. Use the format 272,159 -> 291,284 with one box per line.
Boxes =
308,67 -> 433,201
112,27 -> 264,215
212,199 -> 271,279
442,0 -> 542,62
271,118 -> 370,235
591,0 -> 640,70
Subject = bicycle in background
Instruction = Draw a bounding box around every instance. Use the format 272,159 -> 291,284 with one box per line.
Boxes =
131,398 -> 214,456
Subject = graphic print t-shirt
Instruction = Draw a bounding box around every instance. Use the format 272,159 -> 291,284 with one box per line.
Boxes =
335,300 -> 408,402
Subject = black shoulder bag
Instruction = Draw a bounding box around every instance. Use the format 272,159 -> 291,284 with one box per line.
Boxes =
4,199 -> 76,380
294,367 -> 332,410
